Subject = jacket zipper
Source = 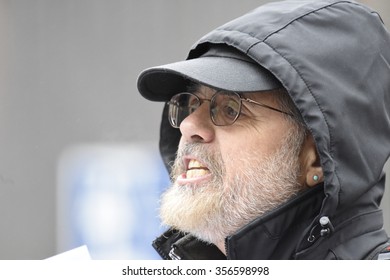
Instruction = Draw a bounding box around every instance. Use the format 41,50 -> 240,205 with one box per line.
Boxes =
169,246 -> 182,260
225,239 -> 230,259
154,244 -> 171,260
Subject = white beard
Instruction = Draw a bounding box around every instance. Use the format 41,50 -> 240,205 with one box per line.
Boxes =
159,128 -> 304,246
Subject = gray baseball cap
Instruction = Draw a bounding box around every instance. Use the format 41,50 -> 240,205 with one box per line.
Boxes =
137,45 -> 281,101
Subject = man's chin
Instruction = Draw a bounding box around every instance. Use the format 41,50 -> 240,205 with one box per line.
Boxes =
159,185 -> 228,244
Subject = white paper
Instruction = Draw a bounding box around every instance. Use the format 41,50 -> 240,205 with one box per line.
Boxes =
46,245 -> 91,260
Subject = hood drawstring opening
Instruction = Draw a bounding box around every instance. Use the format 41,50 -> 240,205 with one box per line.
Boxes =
308,216 -> 334,243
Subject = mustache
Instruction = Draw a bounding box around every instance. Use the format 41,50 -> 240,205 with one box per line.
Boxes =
172,143 -> 225,177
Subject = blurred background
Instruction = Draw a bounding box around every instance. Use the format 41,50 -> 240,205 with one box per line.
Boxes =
0,0 -> 389,259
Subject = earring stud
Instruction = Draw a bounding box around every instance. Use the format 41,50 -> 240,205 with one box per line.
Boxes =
313,175 -> 319,182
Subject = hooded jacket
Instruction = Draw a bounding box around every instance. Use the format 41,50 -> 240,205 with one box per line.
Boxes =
149,0 -> 390,259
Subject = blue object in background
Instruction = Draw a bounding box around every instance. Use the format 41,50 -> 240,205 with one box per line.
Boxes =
57,143 -> 170,259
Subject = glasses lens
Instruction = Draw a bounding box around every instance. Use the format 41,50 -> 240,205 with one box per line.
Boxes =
211,91 -> 241,126
168,93 -> 200,128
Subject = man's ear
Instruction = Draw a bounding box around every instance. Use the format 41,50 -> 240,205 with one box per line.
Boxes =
300,134 -> 323,187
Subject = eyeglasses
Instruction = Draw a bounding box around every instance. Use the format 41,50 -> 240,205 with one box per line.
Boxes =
167,91 -> 294,128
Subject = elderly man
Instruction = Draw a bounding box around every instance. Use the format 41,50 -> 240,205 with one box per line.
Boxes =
137,0 -> 390,259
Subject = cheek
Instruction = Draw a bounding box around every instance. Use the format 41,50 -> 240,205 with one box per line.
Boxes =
218,129 -> 283,165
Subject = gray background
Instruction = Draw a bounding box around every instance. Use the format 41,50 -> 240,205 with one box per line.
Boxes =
0,0 -> 389,259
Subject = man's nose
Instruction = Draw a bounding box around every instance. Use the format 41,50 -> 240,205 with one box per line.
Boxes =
179,102 -> 215,143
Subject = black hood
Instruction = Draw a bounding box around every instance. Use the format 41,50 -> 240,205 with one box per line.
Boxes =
138,0 -> 390,259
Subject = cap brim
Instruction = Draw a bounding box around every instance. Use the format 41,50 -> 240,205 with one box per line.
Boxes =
137,48 -> 281,101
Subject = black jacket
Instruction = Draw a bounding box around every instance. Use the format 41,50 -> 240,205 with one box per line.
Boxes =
152,0 -> 390,259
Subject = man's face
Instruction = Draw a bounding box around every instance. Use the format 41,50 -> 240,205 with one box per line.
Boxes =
159,85 -> 306,253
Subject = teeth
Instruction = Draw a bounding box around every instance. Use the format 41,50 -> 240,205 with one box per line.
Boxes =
186,169 -> 210,178
188,159 -> 204,169
186,159 -> 210,179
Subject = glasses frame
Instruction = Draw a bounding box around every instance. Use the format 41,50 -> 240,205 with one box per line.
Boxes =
167,90 -> 294,128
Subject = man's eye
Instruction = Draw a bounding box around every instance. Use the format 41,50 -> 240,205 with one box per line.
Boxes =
188,104 -> 198,114
222,100 -> 240,119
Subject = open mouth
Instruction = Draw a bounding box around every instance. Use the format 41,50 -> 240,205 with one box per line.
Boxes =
176,158 -> 212,185
186,159 -> 211,179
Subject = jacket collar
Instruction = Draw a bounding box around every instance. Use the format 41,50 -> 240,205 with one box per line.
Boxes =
152,229 -> 226,260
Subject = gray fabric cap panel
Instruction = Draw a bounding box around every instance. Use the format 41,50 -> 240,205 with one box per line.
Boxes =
137,46 -> 281,101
